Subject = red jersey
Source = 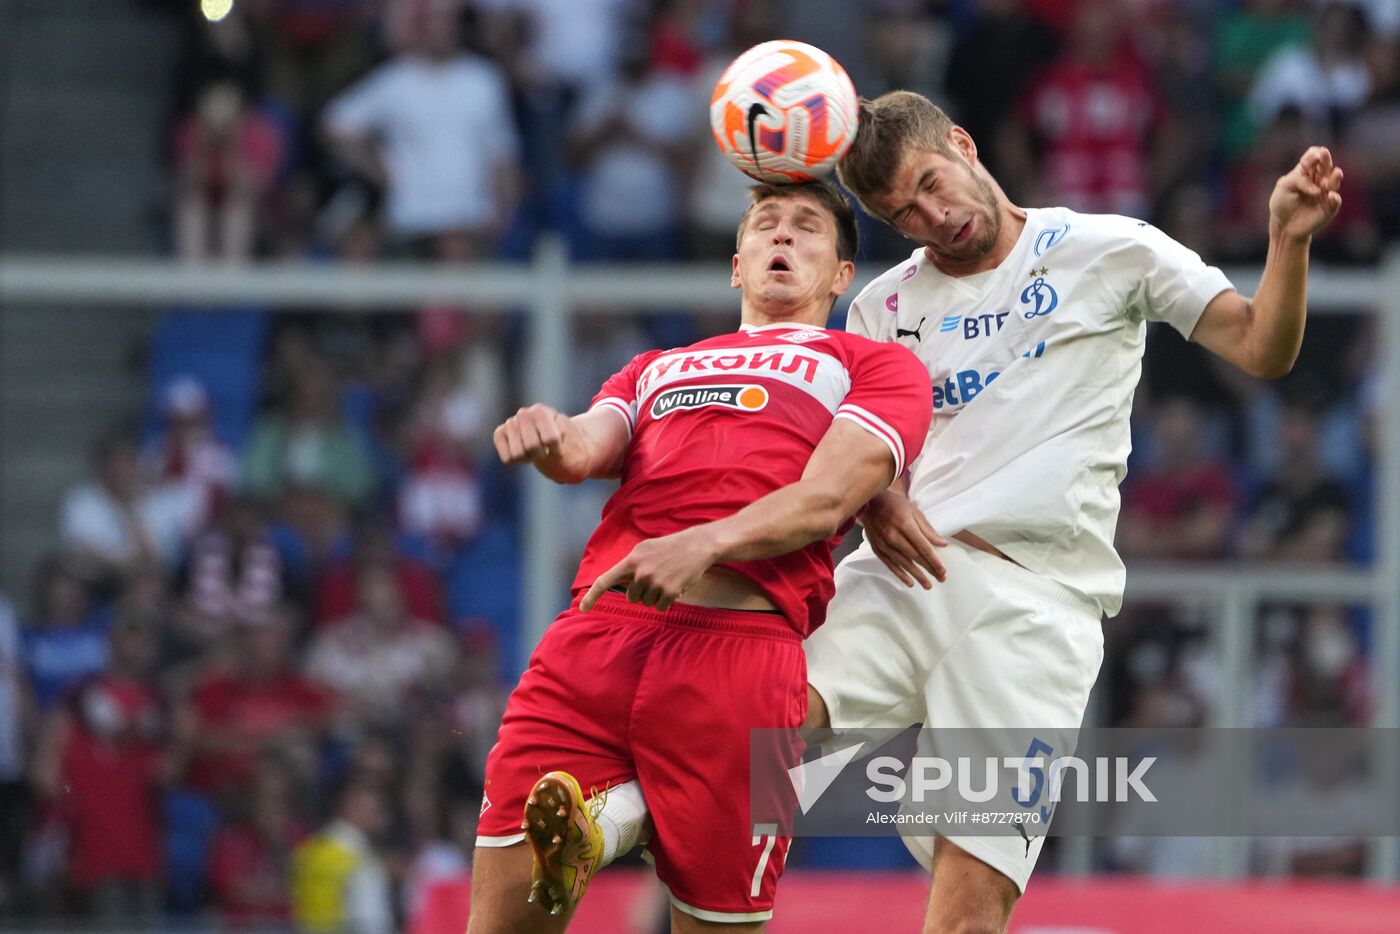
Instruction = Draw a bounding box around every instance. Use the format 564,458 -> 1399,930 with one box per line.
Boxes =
62,678 -> 164,886
1020,52 -> 1163,216
572,323 -> 932,636
187,671 -> 335,793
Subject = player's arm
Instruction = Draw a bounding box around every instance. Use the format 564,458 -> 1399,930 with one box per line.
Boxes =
859,479 -> 949,589
1189,146 -> 1343,379
493,404 -> 629,484
580,418 -> 898,612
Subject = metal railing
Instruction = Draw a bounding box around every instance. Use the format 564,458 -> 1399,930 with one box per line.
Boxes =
3,244 -> 1397,880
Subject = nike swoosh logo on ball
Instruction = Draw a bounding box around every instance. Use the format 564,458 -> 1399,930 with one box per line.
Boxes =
747,102 -> 769,169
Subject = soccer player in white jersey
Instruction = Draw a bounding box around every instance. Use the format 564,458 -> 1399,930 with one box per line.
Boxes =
798,90 -> 1345,933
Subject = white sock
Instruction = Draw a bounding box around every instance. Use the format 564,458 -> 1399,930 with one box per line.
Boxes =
592,780 -> 652,867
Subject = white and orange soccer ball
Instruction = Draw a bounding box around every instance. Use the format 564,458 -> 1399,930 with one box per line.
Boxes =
709,40 -> 859,184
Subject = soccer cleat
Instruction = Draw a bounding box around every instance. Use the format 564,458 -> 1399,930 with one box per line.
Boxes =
521,771 -> 606,916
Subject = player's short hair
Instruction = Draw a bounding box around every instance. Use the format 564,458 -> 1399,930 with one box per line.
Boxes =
735,180 -> 859,262
837,91 -> 956,221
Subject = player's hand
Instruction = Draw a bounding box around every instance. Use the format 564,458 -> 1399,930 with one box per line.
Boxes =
580,528 -> 720,613
1269,146 -> 1344,243
493,403 -> 584,482
861,490 -> 948,588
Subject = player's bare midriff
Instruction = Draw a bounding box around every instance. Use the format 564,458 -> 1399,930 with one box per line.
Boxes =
953,529 -> 1016,565
677,566 -> 779,611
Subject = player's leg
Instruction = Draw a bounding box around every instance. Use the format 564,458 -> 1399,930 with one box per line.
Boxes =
592,778 -> 652,867
469,603 -> 650,926
805,683 -> 830,729
906,542 -> 1105,931
921,837 -> 1019,934
467,843 -> 572,934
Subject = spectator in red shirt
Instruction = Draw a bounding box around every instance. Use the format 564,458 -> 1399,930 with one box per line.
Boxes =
179,608 -> 336,800
307,563 -> 458,731
1221,106 -> 1378,264
1003,0 -> 1166,217
172,78 -> 285,263
31,614 -> 172,921
315,521 -> 443,628
648,0 -> 704,77
1286,605 -> 1370,727
395,351 -> 503,560
207,753 -> 309,929
1120,396 -> 1239,560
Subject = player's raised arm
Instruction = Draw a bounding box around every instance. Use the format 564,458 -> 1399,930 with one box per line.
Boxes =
493,404 -> 628,484
1189,146 -> 1344,379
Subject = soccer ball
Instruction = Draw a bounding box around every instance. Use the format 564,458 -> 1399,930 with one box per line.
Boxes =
709,40 -> 859,184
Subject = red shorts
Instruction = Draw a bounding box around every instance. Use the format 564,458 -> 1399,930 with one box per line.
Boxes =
477,592 -> 807,922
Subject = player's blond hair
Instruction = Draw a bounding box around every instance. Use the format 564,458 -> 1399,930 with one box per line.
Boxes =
837,91 -> 956,222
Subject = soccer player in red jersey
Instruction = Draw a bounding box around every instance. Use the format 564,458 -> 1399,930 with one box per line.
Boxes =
467,181 -> 934,933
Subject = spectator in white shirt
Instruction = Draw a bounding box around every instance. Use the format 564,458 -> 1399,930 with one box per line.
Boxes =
323,0 -> 521,256
61,434 -> 199,583
144,376 -> 238,532
476,0 -> 641,228
1250,2 -> 1372,135
565,42 -> 698,260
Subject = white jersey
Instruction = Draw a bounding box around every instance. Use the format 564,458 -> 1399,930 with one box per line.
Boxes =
848,207 -> 1232,615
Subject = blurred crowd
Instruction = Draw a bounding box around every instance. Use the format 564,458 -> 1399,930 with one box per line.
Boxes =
0,0 -> 1392,927
141,0 -> 1400,268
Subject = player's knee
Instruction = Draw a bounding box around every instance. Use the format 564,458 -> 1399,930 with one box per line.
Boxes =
924,842 -> 1018,934
803,684 -> 830,729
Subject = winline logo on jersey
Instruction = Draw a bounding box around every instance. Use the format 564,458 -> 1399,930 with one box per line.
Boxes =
650,384 -> 769,418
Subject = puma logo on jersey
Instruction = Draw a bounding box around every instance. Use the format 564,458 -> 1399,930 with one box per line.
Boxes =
896,317 -> 926,341
651,384 -> 769,418
1014,820 -> 1032,857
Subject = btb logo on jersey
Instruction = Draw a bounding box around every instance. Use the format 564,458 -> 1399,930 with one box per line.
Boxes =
938,313 -> 1010,340
651,384 -> 769,418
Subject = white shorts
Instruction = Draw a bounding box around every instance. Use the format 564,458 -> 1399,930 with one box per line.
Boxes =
805,538 -> 1105,892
